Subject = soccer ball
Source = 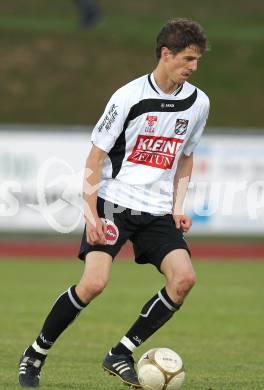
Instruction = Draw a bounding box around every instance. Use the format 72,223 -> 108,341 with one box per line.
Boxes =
137,348 -> 185,390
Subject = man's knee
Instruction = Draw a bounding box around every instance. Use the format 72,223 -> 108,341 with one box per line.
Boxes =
76,277 -> 108,303
161,249 -> 196,302
179,270 -> 196,291
87,278 -> 108,296
167,270 -> 196,302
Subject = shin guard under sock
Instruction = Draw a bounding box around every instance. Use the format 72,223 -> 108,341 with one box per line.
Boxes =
112,287 -> 181,355
27,285 -> 87,359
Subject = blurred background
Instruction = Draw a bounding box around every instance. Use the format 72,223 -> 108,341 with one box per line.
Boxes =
1,2 -> 264,389
0,0 -> 264,258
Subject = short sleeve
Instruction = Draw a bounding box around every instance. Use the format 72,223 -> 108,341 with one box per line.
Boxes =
91,89 -> 129,153
183,96 -> 210,156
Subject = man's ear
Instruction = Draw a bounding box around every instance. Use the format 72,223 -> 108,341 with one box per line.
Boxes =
160,47 -> 171,62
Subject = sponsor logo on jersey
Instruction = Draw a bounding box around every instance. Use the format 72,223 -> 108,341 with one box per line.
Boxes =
98,104 -> 118,133
127,135 -> 183,170
174,118 -> 189,135
101,218 -> 119,245
145,115 -> 157,133
161,102 -> 175,108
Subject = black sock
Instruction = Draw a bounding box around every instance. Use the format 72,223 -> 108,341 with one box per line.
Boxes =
26,285 -> 87,360
112,287 -> 181,355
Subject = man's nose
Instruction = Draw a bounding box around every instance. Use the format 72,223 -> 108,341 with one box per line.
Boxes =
190,60 -> 198,72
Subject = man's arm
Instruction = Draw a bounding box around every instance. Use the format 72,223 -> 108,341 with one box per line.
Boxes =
172,153 -> 193,232
83,144 -> 107,245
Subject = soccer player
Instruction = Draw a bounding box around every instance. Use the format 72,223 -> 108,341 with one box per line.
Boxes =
19,18 -> 210,388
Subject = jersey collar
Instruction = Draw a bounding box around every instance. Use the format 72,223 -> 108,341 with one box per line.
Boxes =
148,73 -> 183,97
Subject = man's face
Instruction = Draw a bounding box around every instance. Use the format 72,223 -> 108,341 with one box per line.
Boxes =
162,45 -> 202,84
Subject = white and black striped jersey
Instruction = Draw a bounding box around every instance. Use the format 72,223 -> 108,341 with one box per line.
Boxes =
91,73 -> 210,214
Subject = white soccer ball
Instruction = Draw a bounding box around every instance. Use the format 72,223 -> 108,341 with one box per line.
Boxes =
137,348 -> 185,390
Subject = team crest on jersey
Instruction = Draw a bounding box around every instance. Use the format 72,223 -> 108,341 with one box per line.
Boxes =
145,115 -> 157,134
127,135 -> 183,170
174,118 -> 189,135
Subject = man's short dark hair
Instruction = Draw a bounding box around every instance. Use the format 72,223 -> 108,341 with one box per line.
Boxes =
156,18 -> 209,59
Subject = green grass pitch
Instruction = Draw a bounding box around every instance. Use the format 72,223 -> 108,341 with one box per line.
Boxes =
0,258 -> 263,389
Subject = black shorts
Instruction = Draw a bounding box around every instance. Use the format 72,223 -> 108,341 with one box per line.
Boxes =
78,197 -> 191,271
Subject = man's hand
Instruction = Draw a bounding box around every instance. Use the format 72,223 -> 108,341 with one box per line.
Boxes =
86,217 -> 107,245
173,214 -> 192,233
